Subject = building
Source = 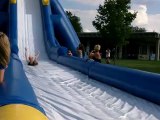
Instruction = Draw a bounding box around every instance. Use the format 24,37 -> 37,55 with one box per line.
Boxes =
78,32 -> 160,61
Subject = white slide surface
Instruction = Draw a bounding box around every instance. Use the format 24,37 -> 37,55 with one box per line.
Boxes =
17,0 -> 160,120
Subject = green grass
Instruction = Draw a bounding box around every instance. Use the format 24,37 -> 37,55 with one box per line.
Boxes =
101,58 -> 160,74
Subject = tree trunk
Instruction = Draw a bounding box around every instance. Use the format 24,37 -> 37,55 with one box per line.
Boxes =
118,46 -> 123,59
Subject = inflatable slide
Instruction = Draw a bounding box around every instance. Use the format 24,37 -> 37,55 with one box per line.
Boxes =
0,0 -> 160,119
39,0 -> 160,105
0,0 -> 47,119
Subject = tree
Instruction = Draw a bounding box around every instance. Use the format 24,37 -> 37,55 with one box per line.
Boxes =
66,11 -> 83,33
93,0 -> 137,59
131,26 -> 146,32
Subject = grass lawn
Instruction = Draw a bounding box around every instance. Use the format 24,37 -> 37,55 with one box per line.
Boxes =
101,58 -> 160,74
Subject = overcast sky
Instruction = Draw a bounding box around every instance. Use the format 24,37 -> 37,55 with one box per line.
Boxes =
59,0 -> 160,33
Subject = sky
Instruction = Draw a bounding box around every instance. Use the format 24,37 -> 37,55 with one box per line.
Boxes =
59,0 -> 160,33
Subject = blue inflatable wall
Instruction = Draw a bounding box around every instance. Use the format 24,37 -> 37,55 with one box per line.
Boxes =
40,0 -> 80,56
41,0 -> 160,105
1,54 -> 45,113
0,1 -> 47,119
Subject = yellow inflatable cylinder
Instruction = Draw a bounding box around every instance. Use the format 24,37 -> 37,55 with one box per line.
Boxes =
10,0 -> 16,4
0,104 -> 48,120
42,0 -> 49,5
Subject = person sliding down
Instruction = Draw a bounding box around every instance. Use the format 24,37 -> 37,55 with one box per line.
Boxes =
25,48 -> 40,66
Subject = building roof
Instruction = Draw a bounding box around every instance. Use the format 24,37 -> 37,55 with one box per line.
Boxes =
78,32 -> 160,38
78,32 -> 160,42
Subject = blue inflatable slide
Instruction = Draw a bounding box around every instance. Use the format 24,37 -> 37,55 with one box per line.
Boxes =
0,0 -> 160,119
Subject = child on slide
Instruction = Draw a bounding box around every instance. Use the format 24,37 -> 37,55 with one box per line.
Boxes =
0,32 -> 11,84
25,47 -> 40,66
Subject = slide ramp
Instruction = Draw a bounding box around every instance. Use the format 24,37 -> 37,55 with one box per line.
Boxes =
18,0 -> 47,60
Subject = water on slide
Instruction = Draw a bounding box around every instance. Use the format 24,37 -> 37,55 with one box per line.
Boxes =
17,0 -> 160,120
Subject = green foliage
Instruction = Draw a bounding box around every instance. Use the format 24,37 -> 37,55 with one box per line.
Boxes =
66,11 -> 83,33
93,0 -> 137,47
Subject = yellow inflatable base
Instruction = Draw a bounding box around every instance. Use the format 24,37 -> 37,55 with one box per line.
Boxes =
10,0 -> 16,4
0,104 -> 48,120
42,0 -> 49,5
